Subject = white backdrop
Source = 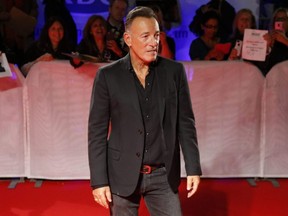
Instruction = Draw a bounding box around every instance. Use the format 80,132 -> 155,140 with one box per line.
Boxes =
2,60 -> 288,179
181,61 -> 264,177
25,60 -> 265,179
0,65 -> 25,177
25,62 -> 102,179
263,61 -> 288,177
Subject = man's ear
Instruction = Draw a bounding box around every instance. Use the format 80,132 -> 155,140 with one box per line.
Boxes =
123,32 -> 131,47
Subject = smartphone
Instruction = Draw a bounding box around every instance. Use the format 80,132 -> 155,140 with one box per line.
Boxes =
274,21 -> 284,31
106,32 -> 114,41
234,40 -> 243,56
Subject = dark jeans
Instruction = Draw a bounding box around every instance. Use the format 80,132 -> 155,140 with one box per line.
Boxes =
109,167 -> 182,216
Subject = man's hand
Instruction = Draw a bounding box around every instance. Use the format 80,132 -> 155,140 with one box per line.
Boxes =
92,186 -> 112,209
186,175 -> 200,198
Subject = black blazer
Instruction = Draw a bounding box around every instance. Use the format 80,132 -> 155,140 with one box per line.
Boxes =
88,54 -> 202,196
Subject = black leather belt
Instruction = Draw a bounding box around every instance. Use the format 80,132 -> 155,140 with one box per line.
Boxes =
140,164 -> 164,174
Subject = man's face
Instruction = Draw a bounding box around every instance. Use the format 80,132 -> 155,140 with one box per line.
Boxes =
109,0 -> 127,22
124,17 -> 160,64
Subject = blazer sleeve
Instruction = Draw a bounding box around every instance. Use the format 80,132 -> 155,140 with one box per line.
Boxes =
88,68 -> 111,187
177,63 -> 202,176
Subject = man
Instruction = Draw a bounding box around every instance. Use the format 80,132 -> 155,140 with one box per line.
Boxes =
88,6 -> 202,215
106,0 -> 128,59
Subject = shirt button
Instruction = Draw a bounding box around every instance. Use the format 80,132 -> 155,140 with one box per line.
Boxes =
145,97 -> 149,101
146,115 -> 149,119
146,132 -> 149,136
147,83 -> 150,86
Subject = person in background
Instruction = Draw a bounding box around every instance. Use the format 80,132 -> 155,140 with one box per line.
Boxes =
189,0 -> 236,41
21,16 -> 75,76
234,7 -> 288,76
106,0 -> 128,59
71,15 -> 120,68
263,7 -> 288,74
88,6 -> 201,215
149,4 -> 175,59
228,8 -> 257,60
189,10 -> 226,60
0,0 -> 38,65
260,0 -> 288,29
43,0 -> 77,48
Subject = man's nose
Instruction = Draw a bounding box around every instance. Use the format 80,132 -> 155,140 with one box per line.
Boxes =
150,37 -> 159,47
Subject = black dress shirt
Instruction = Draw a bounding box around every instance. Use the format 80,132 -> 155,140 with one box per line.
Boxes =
130,65 -> 164,166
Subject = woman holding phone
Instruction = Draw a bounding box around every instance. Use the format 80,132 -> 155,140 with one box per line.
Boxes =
70,15 -> 121,68
270,8 -> 288,47
227,8 -> 257,60
76,15 -> 120,62
264,7 -> 288,74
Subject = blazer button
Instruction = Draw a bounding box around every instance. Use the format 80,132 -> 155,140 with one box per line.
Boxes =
138,129 -> 143,134
136,152 -> 141,157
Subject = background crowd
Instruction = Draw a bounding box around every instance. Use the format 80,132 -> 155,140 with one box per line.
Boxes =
188,0 -> 288,76
0,0 -> 288,77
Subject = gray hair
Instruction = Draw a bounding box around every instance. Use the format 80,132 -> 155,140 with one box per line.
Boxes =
125,6 -> 158,30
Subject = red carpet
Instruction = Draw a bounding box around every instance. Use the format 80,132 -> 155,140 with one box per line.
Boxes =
0,178 -> 287,216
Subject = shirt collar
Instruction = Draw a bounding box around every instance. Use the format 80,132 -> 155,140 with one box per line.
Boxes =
127,55 -> 158,73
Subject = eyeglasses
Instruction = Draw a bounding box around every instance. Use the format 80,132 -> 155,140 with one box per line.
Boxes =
204,25 -> 218,30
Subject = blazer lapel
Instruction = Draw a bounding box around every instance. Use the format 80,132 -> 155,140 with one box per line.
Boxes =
154,62 -> 166,125
120,55 -> 143,123
127,73 -> 143,121
154,60 -> 168,151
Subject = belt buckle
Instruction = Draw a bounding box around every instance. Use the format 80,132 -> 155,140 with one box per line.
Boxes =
141,165 -> 152,174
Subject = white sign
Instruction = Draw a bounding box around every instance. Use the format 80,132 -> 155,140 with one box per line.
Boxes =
242,29 -> 268,61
